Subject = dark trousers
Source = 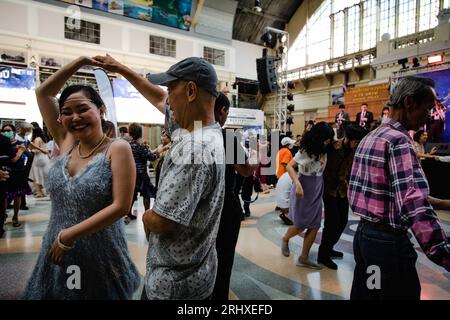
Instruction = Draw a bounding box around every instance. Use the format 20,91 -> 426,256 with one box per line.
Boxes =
318,194 -> 349,257
241,176 -> 253,211
0,188 -> 5,233
234,173 -> 253,213
212,203 -> 242,300
350,221 -> 421,300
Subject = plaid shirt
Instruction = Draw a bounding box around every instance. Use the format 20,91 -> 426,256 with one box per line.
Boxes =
348,118 -> 450,272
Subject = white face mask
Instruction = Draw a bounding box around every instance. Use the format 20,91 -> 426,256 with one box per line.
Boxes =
25,132 -> 32,139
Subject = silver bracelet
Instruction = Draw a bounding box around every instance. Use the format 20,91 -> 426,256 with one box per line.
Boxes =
57,231 -> 74,251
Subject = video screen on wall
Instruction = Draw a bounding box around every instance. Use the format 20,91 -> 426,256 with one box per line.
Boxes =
60,0 -> 192,31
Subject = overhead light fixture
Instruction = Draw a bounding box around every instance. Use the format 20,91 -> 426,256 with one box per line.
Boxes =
278,33 -> 287,44
428,54 -> 443,64
278,46 -> 287,55
287,104 -> 295,112
260,31 -> 277,49
286,116 -> 294,125
411,57 -> 420,68
287,93 -> 294,101
253,0 -> 262,13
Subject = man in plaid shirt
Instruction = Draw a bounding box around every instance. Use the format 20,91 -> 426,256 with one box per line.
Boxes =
348,76 -> 450,300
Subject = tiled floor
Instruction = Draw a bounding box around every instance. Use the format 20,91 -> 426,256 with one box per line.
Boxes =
1,193 -> 449,300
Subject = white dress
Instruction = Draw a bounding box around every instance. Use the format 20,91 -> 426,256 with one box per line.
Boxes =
30,137 -> 50,186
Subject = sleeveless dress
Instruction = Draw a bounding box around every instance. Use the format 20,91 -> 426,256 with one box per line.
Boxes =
23,144 -> 141,299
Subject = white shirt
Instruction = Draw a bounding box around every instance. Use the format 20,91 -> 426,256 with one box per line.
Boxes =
275,172 -> 292,209
293,150 -> 327,176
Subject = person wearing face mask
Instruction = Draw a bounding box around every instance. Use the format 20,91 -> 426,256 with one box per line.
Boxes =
1,124 -> 31,227
317,125 -> 368,270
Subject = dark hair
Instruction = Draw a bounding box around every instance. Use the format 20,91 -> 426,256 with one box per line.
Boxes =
214,92 -> 230,113
102,120 -> 116,138
382,106 -> 390,113
299,122 -> 334,160
413,129 -> 426,142
361,103 -> 368,107
119,126 -> 128,134
128,123 -> 142,141
388,77 -> 435,110
161,130 -> 171,140
58,85 -> 105,111
1,123 -> 16,133
345,124 -> 368,142
339,103 -> 345,109
31,125 -> 48,143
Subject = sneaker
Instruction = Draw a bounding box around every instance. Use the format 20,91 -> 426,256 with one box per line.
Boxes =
281,239 -> 290,257
330,250 -> 344,258
296,257 -> 322,270
318,256 -> 338,270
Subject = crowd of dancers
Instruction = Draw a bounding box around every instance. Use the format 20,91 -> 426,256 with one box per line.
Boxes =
0,54 -> 449,300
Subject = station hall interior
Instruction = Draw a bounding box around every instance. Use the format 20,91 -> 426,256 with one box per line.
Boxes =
0,0 -> 449,301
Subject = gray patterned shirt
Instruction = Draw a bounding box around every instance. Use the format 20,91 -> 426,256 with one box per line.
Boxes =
144,122 -> 226,300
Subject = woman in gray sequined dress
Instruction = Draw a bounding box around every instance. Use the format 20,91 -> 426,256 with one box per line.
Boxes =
23,57 -> 140,299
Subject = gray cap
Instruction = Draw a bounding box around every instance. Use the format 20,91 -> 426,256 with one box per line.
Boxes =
146,57 -> 219,97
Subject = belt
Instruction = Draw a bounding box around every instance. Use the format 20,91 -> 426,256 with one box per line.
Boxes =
360,219 -> 407,235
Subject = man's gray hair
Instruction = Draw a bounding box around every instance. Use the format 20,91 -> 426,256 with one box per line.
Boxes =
388,76 -> 435,109
18,121 -> 33,130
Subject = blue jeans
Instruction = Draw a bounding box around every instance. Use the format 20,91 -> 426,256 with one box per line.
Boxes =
350,220 -> 421,300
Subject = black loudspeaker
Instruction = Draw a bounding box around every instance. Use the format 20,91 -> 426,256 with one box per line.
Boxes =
256,56 -> 278,94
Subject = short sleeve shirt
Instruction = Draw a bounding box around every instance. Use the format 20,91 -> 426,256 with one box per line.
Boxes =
293,150 -> 327,176
276,148 -> 293,178
145,123 -> 226,300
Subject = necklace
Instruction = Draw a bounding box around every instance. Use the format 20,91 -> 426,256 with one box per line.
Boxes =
78,134 -> 107,159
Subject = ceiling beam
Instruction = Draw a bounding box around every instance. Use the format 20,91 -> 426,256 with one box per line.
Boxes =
238,7 -> 288,23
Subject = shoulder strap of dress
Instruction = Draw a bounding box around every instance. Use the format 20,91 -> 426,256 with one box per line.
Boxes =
104,138 -> 116,159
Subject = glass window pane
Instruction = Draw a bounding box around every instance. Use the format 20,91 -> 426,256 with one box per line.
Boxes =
362,0 -> 377,50
347,5 -> 361,54
306,0 -> 331,64
419,0 -> 440,31
333,11 -> 345,57
398,0 -> 416,37
380,0 -> 396,40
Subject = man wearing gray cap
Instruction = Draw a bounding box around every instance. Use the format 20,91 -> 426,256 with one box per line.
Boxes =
94,55 -> 225,300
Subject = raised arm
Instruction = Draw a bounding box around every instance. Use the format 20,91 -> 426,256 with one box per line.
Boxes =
35,56 -> 101,147
93,54 -> 168,113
